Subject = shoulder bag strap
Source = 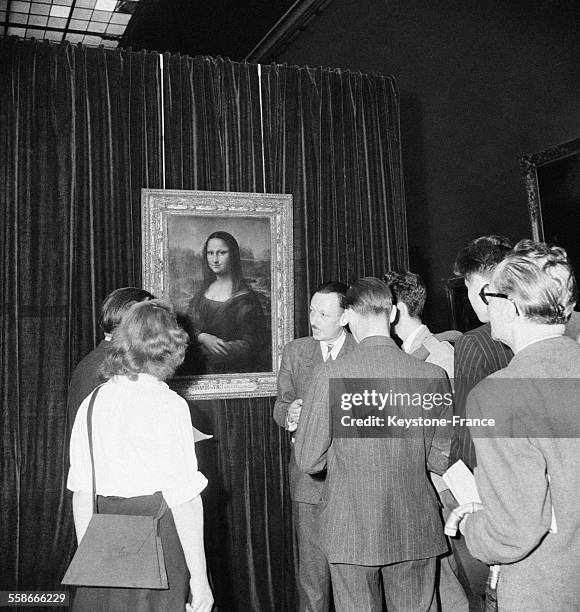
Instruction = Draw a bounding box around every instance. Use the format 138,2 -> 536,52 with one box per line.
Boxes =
86,386 -> 103,515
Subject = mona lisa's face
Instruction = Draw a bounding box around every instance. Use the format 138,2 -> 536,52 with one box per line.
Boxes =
206,238 -> 231,276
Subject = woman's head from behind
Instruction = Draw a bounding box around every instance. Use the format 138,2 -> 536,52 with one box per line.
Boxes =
101,299 -> 189,381
202,231 -> 245,288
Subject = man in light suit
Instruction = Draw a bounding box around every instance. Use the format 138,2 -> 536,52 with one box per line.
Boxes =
385,269 -> 468,612
451,236 -> 580,609
295,277 -> 451,611
273,281 -> 356,612
461,240 -> 580,611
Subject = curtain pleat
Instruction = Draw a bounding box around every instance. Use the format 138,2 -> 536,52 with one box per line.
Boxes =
164,55 -> 265,192
0,37 -> 161,592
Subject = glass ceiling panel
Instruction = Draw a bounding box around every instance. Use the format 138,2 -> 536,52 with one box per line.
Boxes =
1,0 -> 139,47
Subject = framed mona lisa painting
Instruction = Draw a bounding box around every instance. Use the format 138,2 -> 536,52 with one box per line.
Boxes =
142,189 -> 294,399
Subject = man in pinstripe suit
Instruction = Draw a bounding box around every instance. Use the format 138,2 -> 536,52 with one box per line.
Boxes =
273,281 -> 356,612
450,236 -> 514,610
295,277 -> 451,612
385,269 -> 468,612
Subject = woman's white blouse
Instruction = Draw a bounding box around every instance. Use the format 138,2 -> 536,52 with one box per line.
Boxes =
67,374 -> 207,509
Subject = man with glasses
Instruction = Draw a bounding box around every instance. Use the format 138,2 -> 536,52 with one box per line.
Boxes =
460,241 -> 580,610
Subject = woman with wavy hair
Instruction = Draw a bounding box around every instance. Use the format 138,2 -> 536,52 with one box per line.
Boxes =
68,299 -> 213,612
187,230 -> 269,374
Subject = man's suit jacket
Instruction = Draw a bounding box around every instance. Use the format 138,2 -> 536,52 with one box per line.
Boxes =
464,336 -> 580,611
273,333 -> 357,504
452,314 -> 580,470
407,326 -> 462,382
295,335 -> 450,565
67,339 -> 110,431
451,323 -> 512,469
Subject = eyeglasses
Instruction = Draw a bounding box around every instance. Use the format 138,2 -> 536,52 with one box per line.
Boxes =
479,284 -> 520,316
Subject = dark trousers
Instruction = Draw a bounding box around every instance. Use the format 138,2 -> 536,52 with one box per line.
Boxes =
449,532 -> 489,612
329,557 -> 438,612
293,501 -> 331,612
438,489 -> 470,612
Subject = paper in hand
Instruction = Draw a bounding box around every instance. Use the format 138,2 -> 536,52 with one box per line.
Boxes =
192,426 -> 213,443
442,459 -> 481,505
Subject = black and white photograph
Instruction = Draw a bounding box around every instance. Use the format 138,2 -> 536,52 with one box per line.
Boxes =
3,2 -> 580,611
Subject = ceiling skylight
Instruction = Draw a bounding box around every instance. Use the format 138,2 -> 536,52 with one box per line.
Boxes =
0,0 -> 139,47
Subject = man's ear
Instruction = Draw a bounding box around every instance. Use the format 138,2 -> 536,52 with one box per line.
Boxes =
389,304 -> 398,324
340,308 -> 350,327
502,298 -> 519,324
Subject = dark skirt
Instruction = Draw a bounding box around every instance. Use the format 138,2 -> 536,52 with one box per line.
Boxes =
72,492 -> 189,612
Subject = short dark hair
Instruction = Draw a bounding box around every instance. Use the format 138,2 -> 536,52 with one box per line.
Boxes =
345,277 -> 393,316
383,270 -> 426,318
100,287 -> 155,333
101,299 -> 189,381
312,281 -> 349,309
453,235 -> 513,280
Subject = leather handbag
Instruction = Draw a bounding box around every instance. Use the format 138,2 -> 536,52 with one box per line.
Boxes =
62,386 -> 169,589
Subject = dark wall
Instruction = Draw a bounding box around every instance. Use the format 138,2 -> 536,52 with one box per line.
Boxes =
277,0 -> 580,330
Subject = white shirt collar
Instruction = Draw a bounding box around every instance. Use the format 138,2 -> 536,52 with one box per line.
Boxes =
402,324 -> 427,354
320,330 -> 347,361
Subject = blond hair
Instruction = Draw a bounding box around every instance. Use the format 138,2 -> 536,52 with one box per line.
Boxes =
492,240 -> 577,324
101,299 -> 189,380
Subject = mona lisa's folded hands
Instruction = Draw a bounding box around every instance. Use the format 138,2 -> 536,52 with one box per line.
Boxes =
197,332 -> 230,356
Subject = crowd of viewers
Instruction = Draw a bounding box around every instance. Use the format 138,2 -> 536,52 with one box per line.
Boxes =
65,235 -> 580,612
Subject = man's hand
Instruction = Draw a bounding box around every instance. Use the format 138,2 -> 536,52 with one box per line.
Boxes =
286,398 -> 303,431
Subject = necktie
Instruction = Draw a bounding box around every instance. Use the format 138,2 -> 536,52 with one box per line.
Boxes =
325,343 -> 334,361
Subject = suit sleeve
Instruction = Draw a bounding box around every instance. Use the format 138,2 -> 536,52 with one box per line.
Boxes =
294,364 -> 330,474
463,383 -> 553,564
273,344 -> 296,429
426,374 -> 452,475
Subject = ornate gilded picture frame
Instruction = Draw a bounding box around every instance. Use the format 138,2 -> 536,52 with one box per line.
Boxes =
520,136 -> 580,252
142,189 -> 294,399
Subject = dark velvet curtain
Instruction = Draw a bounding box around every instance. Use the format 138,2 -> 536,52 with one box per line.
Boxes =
1,42 -> 406,612
0,37 -> 161,592
261,63 -> 408,336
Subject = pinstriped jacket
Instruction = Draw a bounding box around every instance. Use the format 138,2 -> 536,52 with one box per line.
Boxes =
295,335 -> 450,565
452,323 -> 513,469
